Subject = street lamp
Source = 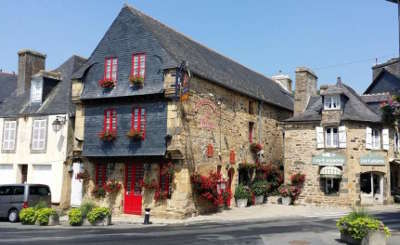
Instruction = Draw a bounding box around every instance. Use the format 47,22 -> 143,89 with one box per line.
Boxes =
52,116 -> 66,132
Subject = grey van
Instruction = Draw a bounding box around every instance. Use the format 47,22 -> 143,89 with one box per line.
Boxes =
0,184 -> 51,222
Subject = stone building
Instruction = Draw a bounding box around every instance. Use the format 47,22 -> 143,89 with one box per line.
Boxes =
284,67 -> 400,205
70,4 -> 293,218
0,49 -> 86,206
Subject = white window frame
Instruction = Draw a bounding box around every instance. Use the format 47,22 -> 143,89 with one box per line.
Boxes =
324,95 -> 340,110
30,79 -> 43,103
371,129 -> 381,150
2,120 -> 17,152
325,127 -> 339,148
31,119 -> 47,152
395,132 -> 400,153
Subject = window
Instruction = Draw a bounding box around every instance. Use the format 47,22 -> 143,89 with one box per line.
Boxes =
249,101 -> 255,115
324,95 -> 340,110
2,120 -> 17,151
0,186 -> 13,196
29,186 -> 50,196
104,57 -> 118,81
321,178 -> 340,195
249,122 -> 254,143
30,79 -> 42,103
31,119 -> 47,151
104,109 -> 117,133
95,164 -> 109,186
371,129 -> 381,149
325,127 -> 338,148
159,163 -> 171,199
14,186 -> 24,195
131,108 -> 146,139
131,54 -> 146,79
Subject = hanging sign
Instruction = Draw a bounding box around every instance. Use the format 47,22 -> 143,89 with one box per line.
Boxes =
360,153 -> 385,166
312,152 -> 346,166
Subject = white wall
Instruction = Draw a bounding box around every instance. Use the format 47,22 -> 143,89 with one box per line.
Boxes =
0,114 -> 69,203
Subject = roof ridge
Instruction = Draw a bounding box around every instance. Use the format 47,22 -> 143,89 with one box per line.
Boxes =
124,4 -> 280,87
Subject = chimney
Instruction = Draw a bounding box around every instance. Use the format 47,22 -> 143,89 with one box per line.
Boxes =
294,67 -> 317,116
271,74 -> 292,93
17,49 -> 46,95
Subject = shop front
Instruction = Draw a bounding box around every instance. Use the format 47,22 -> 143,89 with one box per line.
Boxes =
359,153 -> 387,205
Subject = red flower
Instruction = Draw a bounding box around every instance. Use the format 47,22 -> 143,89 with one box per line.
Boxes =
98,78 -> 116,88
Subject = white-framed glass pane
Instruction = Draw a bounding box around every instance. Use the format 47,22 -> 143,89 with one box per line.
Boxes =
30,80 -> 42,103
32,119 -> 46,150
140,108 -> 145,132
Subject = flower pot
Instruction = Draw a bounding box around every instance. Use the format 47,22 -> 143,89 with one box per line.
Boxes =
340,232 -> 361,245
48,215 -> 60,226
255,195 -> 264,205
91,215 -> 112,226
361,231 -> 387,245
236,199 -> 247,208
281,196 -> 292,205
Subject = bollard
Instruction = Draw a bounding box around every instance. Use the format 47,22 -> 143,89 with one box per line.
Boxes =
143,208 -> 151,225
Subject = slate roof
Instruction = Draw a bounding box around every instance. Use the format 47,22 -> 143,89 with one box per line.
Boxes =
0,55 -> 86,117
0,72 -> 17,103
285,82 -> 381,123
74,5 -> 293,111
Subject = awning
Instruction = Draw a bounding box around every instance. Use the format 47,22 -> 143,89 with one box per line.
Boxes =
320,166 -> 342,179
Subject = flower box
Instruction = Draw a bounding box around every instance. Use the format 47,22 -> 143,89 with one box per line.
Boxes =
126,128 -> 143,140
255,195 -> 264,205
98,130 -> 117,141
129,76 -> 144,87
281,196 -> 292,205
91,215 -> 112,226
98,79 -> 116,89
236,199 -> 247,208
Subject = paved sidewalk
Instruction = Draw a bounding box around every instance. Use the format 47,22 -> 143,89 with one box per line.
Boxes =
112,203 -> 400,225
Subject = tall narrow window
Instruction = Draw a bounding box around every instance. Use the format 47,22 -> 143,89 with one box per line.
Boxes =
325,127 -> 338,148
131,54 -> 146,79
95,164 -> 109,186
249,122 -> 254,143
131,108 -> 146,139
104,109 -> 117,133
104,57 -> 118,81
30,79 -> 43,103
2,120 -> 17,152
371,129 -> 381,149
31,119 -> 47,151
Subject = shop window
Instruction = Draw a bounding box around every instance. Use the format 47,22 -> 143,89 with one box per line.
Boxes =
360,172 -> 372,194
325,127 -> 338,148
324,95 -> 340,110
95,164 -> 110,186
321,178 -> 340,195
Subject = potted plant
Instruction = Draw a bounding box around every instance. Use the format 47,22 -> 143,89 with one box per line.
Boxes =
126,128 -> 143,140
98,78 -> 116,89
19,207 -> 37,225
87,207 -> 112,226
98,129 -> 117,141
337,210 -> 391,244
251,180 -> 266,205
36,208 -> 59,226
290,173 -> 306,186
68,208 -> 83,226
278,184 -> 292,205
234,184 -> 251,208
129,75 -> 144,88
104,179 -> 122,195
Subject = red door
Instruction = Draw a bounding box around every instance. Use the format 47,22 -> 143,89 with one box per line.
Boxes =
124,163 -> 144,215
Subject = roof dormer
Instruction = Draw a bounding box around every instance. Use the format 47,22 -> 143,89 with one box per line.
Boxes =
30,71 -> 61,105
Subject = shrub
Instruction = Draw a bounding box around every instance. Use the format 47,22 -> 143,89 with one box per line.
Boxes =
290,173 -> 306,186
234,184 -> 251,200
251,181 -> 266,196
33,200 -> 49,210
36,208 -> 57,226
19,208 -> 37,225
87,207 -> 111,225
68,208 -> 83,226
337,210 -> 391,241
80,201 -> 96,218
191,171 -> 230,207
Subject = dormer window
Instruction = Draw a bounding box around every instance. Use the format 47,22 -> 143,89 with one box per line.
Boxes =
324,95 -> 340,110
30,79 -> 42,103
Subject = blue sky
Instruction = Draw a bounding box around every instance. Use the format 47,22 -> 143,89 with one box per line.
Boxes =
0,0 -> 398,93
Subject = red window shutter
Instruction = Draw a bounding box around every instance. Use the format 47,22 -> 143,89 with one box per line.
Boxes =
229,150 -> 235,165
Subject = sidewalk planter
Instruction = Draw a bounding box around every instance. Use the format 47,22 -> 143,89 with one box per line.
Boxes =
36,208 -> 59,226
68,208 -> 83,226
281,196 -> 292,206
337,210 -> 391,245
236,199 -> 248,208
255,196 -> 264,205
87,207 -> 112,226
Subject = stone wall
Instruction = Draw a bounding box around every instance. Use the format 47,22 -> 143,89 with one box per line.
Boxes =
284,121 -> 396,206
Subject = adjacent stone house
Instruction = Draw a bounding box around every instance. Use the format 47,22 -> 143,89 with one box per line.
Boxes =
284,67 -> 400,205
71,5 -> 293,218
0,49 -> 86,206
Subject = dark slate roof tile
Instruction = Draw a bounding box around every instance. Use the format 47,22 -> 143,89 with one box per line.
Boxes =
0,72 -> 17,103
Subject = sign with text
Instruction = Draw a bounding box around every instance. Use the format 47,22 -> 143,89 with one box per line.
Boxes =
312,152 -> 346,166
360,153 -> 385,166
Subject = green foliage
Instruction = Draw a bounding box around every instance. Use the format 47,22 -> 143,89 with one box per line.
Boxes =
337,210 -> 391,240
36,208 -> 57,226
251,180 -> 266,196
234,184 -> 251,200
80,201 -> 96,218
19,208 -> 37,225
87,207 -> 111,225
33,200 -> 49,210
68,208 -> 83,226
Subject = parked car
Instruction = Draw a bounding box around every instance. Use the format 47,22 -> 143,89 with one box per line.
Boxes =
0,184 -> 51,222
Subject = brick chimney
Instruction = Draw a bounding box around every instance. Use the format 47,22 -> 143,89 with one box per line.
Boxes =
17,49 -> 46,95
271,74 -> 292,93
294,67 -> 317,116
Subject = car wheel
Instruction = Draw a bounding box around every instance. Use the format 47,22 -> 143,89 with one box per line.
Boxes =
8,209 -> 18,223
